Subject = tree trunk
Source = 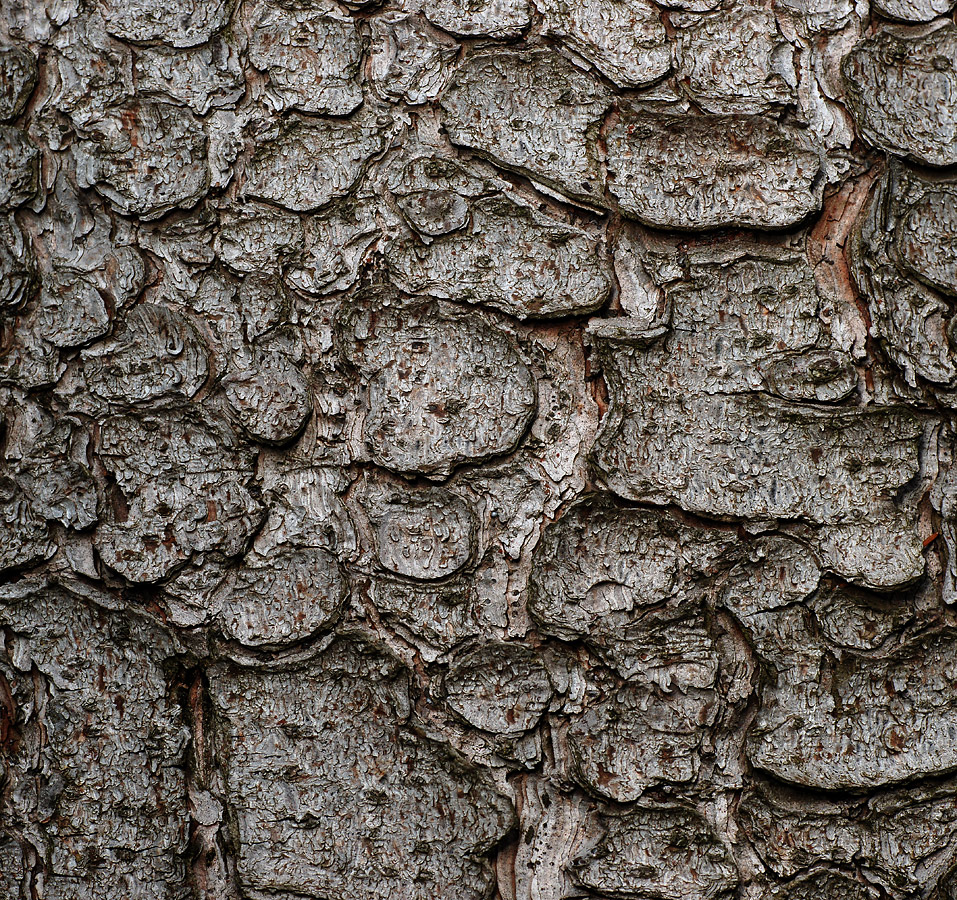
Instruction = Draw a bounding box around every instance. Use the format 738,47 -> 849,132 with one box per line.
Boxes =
2,2 -> 957,899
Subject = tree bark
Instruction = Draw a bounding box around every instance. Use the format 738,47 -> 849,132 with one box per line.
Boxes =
2,2 -> 957,899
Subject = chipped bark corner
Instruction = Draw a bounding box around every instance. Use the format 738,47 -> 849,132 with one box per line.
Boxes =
2,0 -> 957,898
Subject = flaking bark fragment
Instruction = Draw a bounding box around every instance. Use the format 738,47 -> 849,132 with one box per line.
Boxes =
536,0 -> 670,89
842,22 -> 957,168
607,110 -> 825,230
440,49 -> 611,205
208,636 -> 515,900
337,294 -> 537,478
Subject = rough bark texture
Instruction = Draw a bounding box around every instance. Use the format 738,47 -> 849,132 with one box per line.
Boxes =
2,2 -> 957,900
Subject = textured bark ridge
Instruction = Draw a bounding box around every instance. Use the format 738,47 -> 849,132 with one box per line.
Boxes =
4,1 -> 957,899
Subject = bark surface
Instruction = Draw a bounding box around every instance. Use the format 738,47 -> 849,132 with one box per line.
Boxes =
2,2 -> 957,899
